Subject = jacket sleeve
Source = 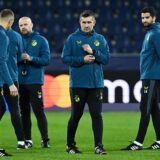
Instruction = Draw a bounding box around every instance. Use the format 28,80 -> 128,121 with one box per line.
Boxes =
61,36 -> 84,67
152,32 -> 160,58
94,36 -> 110,65
17,33 -> 23,63
30,37 -> 50,66
0,34 -> 13,86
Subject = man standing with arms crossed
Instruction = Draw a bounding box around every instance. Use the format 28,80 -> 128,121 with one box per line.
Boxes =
18,17 -> 50,148
122,7 -> 160,151
62,10 -> 110,154
0,9 -> 18,156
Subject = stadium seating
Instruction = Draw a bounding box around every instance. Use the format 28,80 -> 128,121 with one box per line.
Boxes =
1,0 -> 159,55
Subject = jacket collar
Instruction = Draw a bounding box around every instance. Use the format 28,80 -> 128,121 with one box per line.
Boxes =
0,25 -> 6,32
77,28 -> 95,36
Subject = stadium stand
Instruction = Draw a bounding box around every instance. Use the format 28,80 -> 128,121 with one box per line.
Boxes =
0,0 -> 159,55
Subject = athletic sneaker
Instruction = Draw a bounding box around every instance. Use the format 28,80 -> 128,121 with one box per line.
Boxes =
0,149 -> 12,157
121,142 -> 143,151
41,138 -> 50,148
25,140 -> 33,148
147,142 -> 160,150
66,144 -> 82,154
17,144 -> 28,149
95,145 -> 107,155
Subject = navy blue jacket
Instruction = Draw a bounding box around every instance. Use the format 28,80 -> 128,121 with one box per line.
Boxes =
6,28 -> 23,83
140,22 -> 160,79
0,26 -> 13,87
18,31 -> 50,84
61,29 -> 110,88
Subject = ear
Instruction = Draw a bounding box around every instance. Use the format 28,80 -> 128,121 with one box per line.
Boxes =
153,16 -> 156,22
8,19 -> 14,27
79,18 -> 81,25
93,19 -> 96,26
31,22 -> 33,29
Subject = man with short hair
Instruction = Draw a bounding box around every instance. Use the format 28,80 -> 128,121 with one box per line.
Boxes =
0,9 -> 27,149
62,10 -> 110,154
0,8 -> 19,156
18,17 -> 50,148
122,6 -> 160,151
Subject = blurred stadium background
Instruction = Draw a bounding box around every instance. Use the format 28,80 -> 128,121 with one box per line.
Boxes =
1,0 -> 159,110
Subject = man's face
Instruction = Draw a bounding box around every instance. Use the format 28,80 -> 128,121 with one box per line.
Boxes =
79,16 -> 96,33
141,12 -> 155,27
19,18 -> 33,35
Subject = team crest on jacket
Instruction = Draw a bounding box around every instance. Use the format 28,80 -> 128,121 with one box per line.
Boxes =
32,40 -> 37,46
94,40 -> 100,46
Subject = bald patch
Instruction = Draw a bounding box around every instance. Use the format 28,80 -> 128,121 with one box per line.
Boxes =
19,17 -> 32,24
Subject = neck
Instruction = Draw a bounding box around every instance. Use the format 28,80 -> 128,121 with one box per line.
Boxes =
0,21 -> 8,30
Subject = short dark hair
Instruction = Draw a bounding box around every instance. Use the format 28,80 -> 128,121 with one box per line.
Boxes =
141,7 -> 156,17
79,10 -> 95,19
0,9 -> 14,19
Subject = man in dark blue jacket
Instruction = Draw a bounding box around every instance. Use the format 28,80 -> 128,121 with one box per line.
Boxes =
0,9 -> 19,156
62,10 -> 110,154
18,17 -> 50,148
0,10 -> 27,149
122,7 -> 160,151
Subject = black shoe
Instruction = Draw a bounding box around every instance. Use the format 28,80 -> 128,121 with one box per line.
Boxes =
121,142 -> 143,151
25,140 -> 33,148
41,138 -> 50,148
147,142 -> 160,150
95,145 -> 107,155
17,144 -> 28,149
0,149 -> 12,156
66,144 -> 82,154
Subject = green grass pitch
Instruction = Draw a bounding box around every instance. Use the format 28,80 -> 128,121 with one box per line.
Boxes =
0,111 -> 159,160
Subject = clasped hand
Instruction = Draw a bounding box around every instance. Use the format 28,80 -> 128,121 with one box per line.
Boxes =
21,53 -> 31,61
82,44 -> 95,63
